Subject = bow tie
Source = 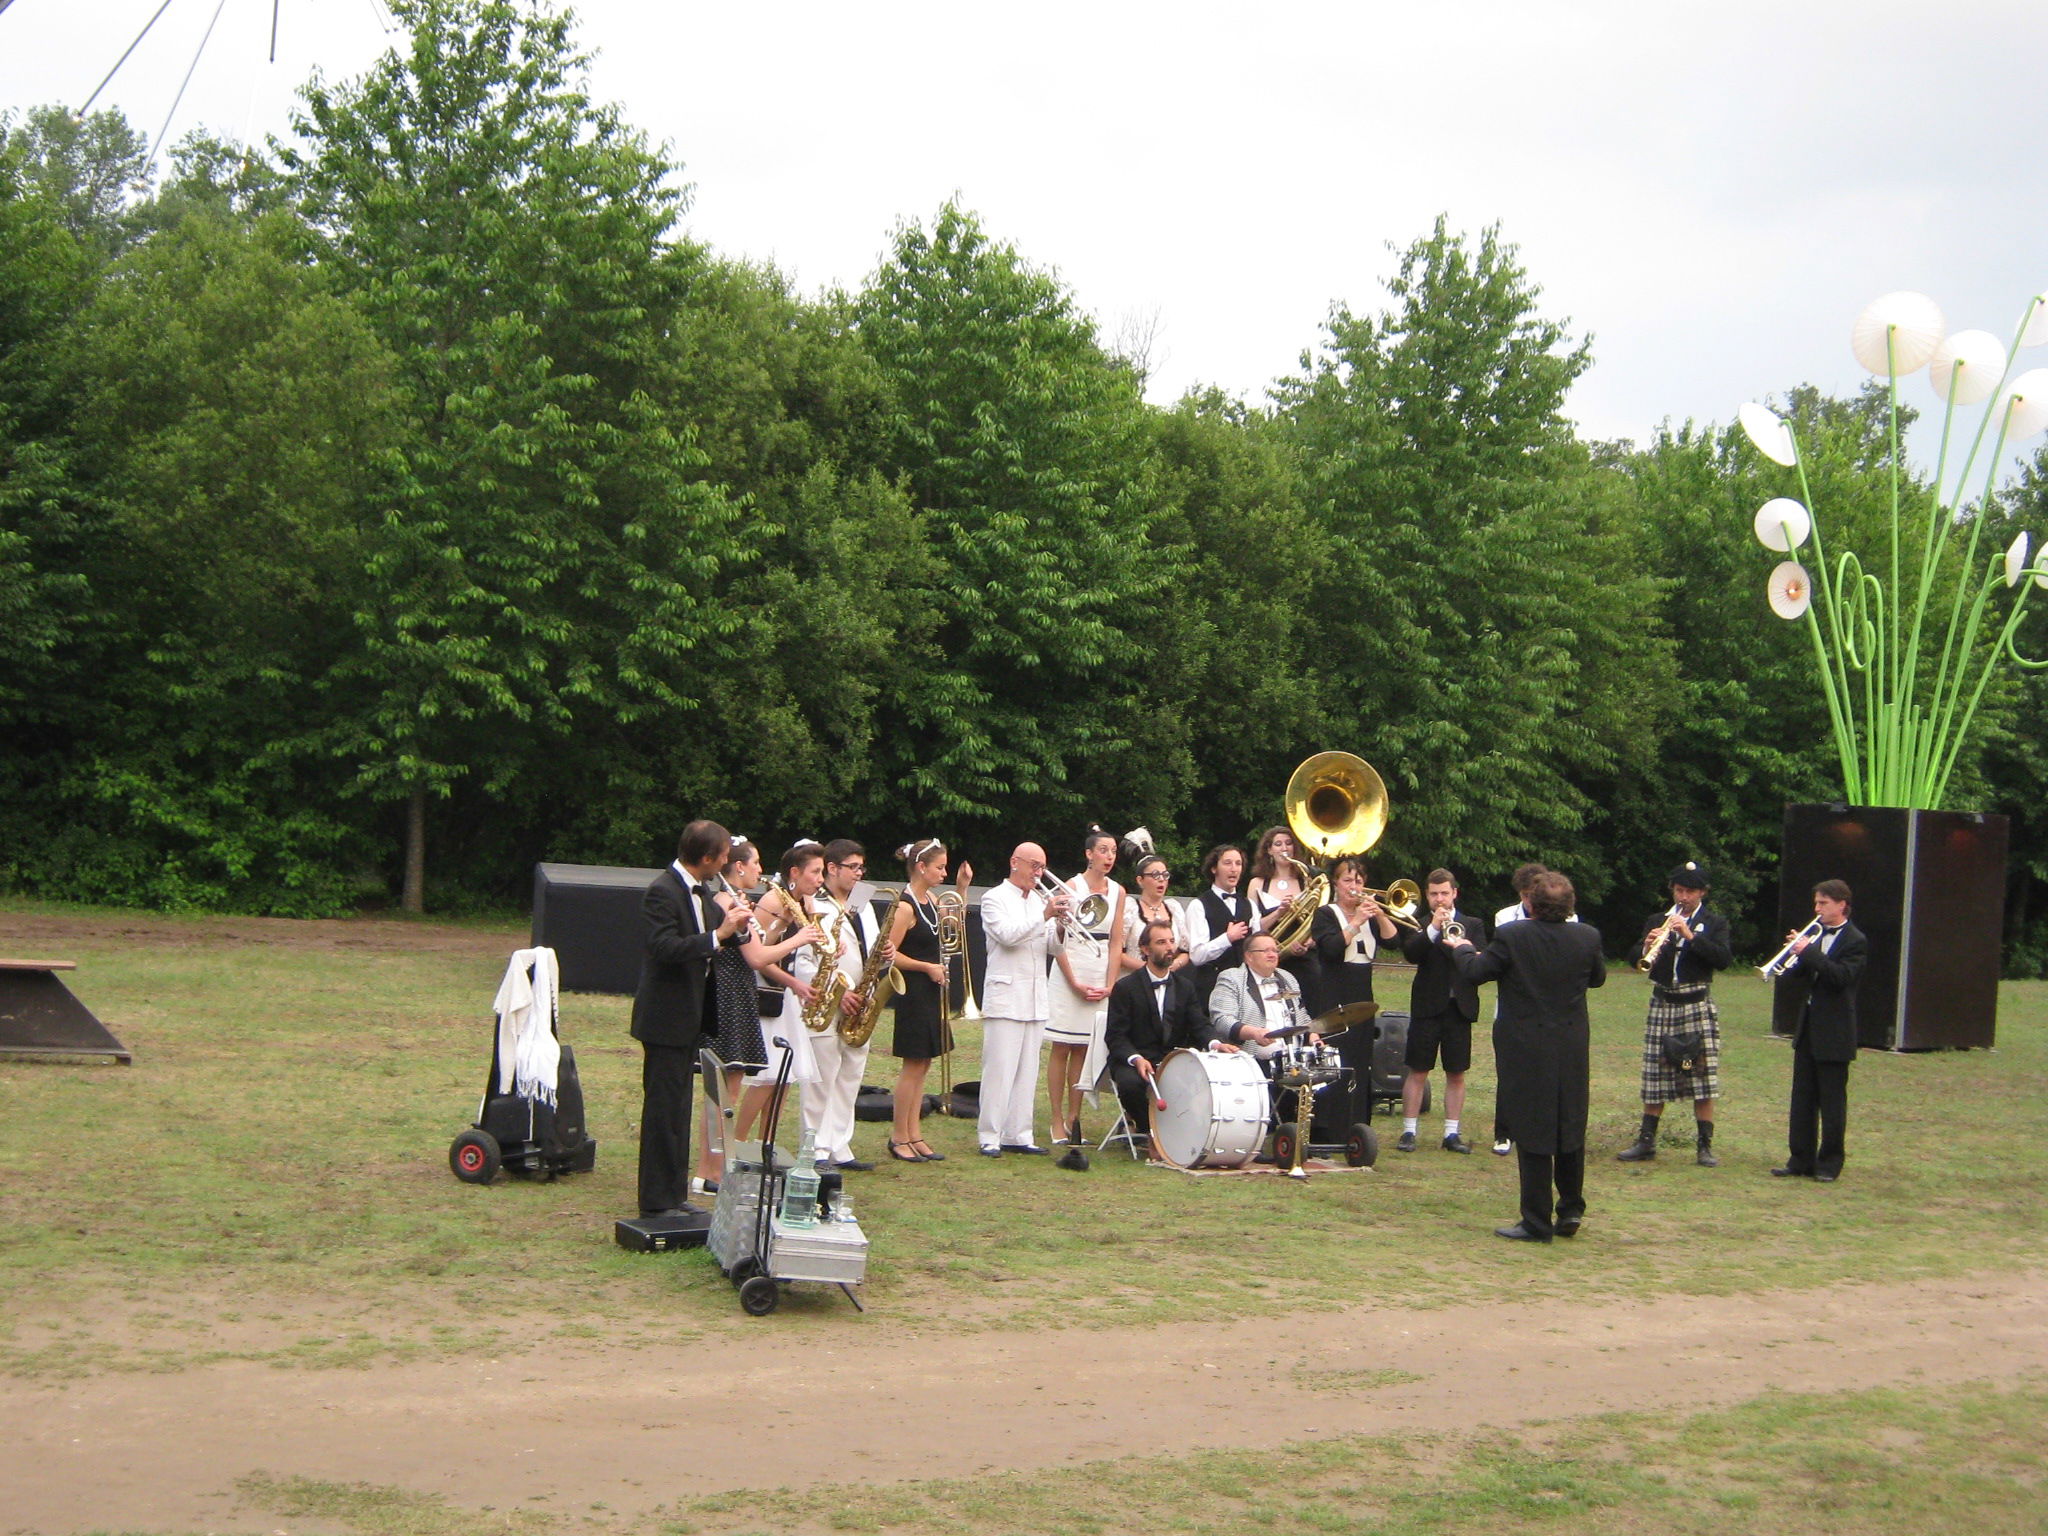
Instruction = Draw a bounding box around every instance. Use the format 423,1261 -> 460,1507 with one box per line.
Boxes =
1150,974 -> 1171,986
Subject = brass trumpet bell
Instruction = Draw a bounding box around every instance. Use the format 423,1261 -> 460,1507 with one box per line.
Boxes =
1076,891 -> 1111,929
1283,751 -> 1389,859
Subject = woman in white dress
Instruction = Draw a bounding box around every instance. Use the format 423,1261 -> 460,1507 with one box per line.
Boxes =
1122,852 -> 1192,970
1043,827 -> 1129,1145
734,841 -> 828,1140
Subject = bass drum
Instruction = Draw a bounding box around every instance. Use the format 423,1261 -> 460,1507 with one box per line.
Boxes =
1153,1047 -> 1270,1169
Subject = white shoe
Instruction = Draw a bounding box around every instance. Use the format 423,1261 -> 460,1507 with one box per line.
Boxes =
1492,1138 -> 1512,1156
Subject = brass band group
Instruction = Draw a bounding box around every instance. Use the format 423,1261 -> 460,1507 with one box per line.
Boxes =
629,753 -> 1869,1244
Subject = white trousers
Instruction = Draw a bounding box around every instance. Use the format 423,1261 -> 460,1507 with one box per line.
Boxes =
977,1017 -> 1043,1149
801,1026 -> 869,1163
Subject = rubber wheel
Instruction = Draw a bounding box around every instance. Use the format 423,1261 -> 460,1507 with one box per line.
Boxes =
1346,1122 -> 1380,1168
1270,1128 -> 1298,1171
449,1130 -> 501,1184
739,1276 -> 779,1316
729,1257 -> 760,1286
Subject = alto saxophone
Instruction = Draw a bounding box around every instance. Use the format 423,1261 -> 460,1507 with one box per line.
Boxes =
839,887 -> 909,1048
799,888 -> 847,1033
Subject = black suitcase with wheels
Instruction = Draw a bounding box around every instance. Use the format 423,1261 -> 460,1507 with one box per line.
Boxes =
449,956 -> 598,1184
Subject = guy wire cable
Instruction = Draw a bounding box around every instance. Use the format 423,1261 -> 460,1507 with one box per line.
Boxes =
80,0 -> 181,115
147,0 -> 230,167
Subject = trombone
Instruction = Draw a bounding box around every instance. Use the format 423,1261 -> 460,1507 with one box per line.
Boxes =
932,887 -> 977,1112
1758,918 -> 1824,979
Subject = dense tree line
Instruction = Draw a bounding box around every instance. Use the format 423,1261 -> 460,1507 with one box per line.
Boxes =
5,0 -> 2046,966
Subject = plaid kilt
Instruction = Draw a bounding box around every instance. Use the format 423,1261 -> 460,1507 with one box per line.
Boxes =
1640,990 -> 1720,1103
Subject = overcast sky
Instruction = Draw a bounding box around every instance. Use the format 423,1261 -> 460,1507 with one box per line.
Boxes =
5,0 -> 2044,484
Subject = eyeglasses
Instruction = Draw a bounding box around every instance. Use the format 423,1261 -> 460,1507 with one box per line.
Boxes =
1141,868 -> 1170,877
831,862 -> 866,875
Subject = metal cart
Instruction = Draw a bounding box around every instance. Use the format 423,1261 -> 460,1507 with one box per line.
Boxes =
700,1044 -> 868,1315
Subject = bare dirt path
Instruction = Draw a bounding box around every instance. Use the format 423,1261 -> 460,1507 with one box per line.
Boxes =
0,907 -> 519,959
13,1266 -> 2045,1533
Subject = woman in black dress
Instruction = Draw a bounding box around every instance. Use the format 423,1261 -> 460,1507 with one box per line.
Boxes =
887,838 -> 972,1162
696,839 -> 769,1194
1309,855 -> 1400,1132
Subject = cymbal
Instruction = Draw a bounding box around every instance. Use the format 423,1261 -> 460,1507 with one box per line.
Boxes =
1311,999 -> 1380,1039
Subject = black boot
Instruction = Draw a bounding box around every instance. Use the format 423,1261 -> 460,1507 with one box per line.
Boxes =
1695,1119 -> 1718,1167
1617,1113 -> 1660,1162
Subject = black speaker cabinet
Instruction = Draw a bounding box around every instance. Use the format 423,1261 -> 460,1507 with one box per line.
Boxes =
533,864 -> 1000,1003
1772,805 -> 2005,1051
532,862 -> 663,994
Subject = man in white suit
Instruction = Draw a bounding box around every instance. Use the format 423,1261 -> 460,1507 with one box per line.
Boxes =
975,843 -> 1071,1157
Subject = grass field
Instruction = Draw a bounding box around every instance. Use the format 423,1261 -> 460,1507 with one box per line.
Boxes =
3,897 -> 2044,1364
5,899 -> 2047,1536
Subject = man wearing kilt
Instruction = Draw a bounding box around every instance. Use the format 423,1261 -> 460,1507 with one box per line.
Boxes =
1616,861 -> 1732,1168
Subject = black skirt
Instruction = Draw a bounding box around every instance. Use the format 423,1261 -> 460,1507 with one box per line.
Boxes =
707,943 -> 768,1070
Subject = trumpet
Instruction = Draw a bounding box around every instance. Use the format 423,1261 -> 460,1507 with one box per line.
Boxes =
1034,870 -> 1110,959
1758,918 -> 1824,979
1636,904 -> 1689,975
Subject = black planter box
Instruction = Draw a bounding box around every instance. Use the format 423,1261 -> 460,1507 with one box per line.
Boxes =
1772,804 -> 2006,1051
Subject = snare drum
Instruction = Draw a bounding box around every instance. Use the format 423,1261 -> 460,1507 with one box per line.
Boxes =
1153,1047 -> 1270,1169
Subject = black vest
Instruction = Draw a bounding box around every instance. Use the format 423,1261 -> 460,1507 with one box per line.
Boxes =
1197,887 -> 1252,976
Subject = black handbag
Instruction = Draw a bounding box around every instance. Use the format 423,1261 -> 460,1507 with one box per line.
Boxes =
1663,1029 -> 1707,1074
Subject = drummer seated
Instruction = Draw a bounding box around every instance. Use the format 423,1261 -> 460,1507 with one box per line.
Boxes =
1207,935 -> 1311,1062
1107,918 -> 1232,1153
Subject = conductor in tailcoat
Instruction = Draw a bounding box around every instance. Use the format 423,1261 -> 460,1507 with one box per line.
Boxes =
1451,870 -> 1606,1242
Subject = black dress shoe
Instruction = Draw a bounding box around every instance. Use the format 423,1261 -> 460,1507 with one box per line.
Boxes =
1770,1165 -> 1813,1178
978,1146 -> 1003,1158
1814,1170 -> 1839,1182
1554,1217 -> 1582,1238
1000,1143 -> 1050,1155
835,1158 -> 876,1172
1493,1221 -> 1553,1243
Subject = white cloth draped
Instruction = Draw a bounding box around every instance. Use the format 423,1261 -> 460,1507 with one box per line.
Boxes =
492,947 -> 561,1108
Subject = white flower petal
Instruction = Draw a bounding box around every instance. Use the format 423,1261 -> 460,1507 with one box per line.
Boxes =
1929,329 -> 2008,405
1738,403 -> 1797,466
1753,497 -> 1812,553
1851,291 -> 1946,375
2006,532 -> 2031,588
1996,369 -> 2048,441
1768,561 -> 1813,620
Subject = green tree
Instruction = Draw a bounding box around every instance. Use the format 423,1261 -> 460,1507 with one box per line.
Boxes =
1274,218 -> 1660,900
855,202 -> 1180,841
0,106 -> 149,252
277,0 -> 750,908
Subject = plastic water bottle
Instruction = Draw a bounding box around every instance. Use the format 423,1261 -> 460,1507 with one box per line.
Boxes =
779,1129 -> 820,1227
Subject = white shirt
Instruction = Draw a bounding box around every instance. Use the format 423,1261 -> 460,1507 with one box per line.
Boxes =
813,890 -> 882,987
1328,901 -> 1378,964
979,879 -> 1058,1023
1124,898 -> 1193,961
1186,886 -> 1252,966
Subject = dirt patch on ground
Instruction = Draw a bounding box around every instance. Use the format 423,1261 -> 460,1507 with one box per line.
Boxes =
13,1266 -> 2044,1533
0,908 -> 519,959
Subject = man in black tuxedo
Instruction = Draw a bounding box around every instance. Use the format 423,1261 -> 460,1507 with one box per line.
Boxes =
1772,878 -> 1868,1183
1396,868 -> 1488,1153
632,819 -> 751,1218
1105,917 -> 1222,1156
1451,871 -> 1606,1242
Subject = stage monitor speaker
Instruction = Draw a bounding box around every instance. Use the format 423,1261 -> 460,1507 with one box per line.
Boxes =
1772,805 -> 2005,1051
532,862 -> 662,995
0,961 -> 132,1062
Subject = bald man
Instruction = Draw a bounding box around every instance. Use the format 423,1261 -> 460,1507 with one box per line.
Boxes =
974,843 -> 1072,1157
